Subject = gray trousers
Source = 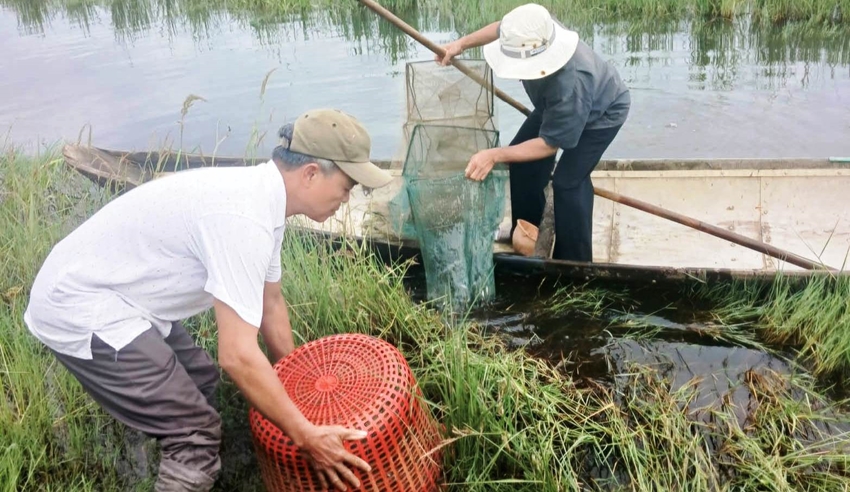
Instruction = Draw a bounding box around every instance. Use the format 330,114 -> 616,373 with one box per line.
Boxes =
50,323 -> 222,492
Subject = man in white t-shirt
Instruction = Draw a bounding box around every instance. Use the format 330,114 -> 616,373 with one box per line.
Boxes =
24,108 -> 393,492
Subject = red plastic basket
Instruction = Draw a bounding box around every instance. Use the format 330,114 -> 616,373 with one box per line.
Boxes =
249,333 -> 443,491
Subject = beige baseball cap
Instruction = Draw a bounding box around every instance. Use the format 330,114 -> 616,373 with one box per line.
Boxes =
289,108 -> 393,189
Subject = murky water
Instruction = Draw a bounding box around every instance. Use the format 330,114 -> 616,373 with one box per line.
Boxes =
405,265 -> 802,405
465,269 -> 850,446
1,2 -> 849,161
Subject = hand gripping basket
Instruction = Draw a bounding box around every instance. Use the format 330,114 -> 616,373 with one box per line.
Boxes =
249,333 -> 444,491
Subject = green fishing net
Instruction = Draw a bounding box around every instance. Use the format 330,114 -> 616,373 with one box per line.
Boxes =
404,125 -> 507,310
403,59 -> 496,132
386,59 -> 499,237
385,59 -> 506,310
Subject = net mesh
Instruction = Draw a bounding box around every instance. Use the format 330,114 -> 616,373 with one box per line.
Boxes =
406,127 -> 507,310
388,60 -> 497,169
405,60 -> 496,130
387,60 -> 506,310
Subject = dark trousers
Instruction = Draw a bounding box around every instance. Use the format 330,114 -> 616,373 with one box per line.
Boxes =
509,112 -> 623,262
50,323 -> 221,492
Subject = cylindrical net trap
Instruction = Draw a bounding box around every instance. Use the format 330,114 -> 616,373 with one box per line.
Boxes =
249,333 -> 444,491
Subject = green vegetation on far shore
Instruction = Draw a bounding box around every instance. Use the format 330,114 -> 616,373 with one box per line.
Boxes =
4,0 -> 849,42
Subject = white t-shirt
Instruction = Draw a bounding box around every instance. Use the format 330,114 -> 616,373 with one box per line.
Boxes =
24,160 -> 287,359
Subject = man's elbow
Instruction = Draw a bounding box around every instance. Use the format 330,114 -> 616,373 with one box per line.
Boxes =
261,302 -> 282,326
218,342 -> 257,375
537,137 -> 560,156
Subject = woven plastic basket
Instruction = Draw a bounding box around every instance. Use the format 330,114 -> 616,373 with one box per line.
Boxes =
249,333 -> 443,491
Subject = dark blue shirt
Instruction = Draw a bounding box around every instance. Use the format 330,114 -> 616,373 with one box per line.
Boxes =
522,41 -> 630,150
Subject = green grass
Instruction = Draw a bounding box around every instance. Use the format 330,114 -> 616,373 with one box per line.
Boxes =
692,274 -> 850,378
4,0 -> 849,88
754,0 -> 848,24
0,148 -> 133,491
4,146 -> 850,490
541,283 -> 633,319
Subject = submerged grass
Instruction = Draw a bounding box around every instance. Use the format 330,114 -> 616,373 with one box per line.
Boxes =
4,146 -> 850,490
541,283 -> 633,319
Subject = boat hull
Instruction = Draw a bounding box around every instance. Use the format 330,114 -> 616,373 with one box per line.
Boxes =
63,144 -> 850,280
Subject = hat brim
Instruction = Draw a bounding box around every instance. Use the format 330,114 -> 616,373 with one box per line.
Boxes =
483,25 -> 579,80
334,160 -> 394,189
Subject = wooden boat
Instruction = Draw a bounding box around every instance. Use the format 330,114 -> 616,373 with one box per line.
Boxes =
62,144 -> 850,283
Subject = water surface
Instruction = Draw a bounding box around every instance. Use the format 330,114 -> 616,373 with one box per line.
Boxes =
2,3 -> 849,160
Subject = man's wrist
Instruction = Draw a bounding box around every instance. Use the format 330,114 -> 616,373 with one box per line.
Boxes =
491,147 -> 506,163
286,419 -> 314,448
457,36 -> 469,51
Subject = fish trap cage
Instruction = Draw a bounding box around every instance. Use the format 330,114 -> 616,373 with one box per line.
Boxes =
249,334 -> 443,491
388,59 -> 497,170
405,59 -> 496,131
385,59 -> 507,310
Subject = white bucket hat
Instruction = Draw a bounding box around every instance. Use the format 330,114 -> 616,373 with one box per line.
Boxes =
483,3 -> 580,80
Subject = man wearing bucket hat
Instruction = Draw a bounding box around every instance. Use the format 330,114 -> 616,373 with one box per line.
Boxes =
437,3 -> 630,262
24,108 -> 391,491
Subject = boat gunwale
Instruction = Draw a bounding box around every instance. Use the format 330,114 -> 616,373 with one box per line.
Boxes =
306,228 -> 845,284
61,144 -> 850,281
64,144 -> 848,175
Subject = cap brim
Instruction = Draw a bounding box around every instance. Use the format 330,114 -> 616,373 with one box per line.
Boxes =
483,25 -> 579,80
335,160 -> 394,189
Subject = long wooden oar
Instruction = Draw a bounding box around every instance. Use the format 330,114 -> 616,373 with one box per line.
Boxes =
593,188 -> 835,272
358,0 -> 833,272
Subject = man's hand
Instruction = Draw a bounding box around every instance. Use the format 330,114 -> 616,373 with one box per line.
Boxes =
435,40 -> 464,66
468,138 -> 558,179
434,22 -> 500,66
465,148 -> 500,181
300,425 -> 371,491
215,299 -> 370,490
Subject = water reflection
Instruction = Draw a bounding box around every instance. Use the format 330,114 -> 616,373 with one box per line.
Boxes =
5,0 -> 849,80
1,0 -> 848,159
690,18 -> 850,90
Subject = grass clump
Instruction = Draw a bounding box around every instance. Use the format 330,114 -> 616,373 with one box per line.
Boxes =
0,147 -> 135,491
540,283 -> 632,319
753,0 -> 849,24
692,274 -> 850,377
3,0 -> 850,49
588,364 -> 850,490
714,369 -> 850,490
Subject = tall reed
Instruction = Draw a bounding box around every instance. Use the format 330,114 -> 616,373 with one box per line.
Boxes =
0,148 -> 130,491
